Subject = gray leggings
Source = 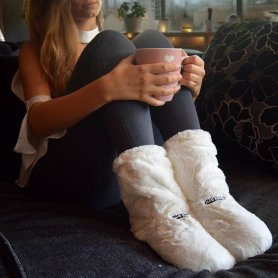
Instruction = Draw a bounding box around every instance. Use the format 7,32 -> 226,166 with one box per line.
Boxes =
30,30 -> 200,208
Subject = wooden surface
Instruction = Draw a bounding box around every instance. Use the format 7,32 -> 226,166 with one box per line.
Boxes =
125,31 -> 216,52
163,31 -> 216,51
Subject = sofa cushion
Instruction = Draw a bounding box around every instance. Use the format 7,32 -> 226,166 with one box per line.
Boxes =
196,22 -> 278,174
0,152 -> 277,277
0,56 -> 25,182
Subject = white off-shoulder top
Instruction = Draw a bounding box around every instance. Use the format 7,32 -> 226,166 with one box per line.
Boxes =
12,27 -> 100,188
11,71 -> 66,187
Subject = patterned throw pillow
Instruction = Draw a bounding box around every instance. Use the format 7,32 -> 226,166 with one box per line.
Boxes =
196,21 -> 278,174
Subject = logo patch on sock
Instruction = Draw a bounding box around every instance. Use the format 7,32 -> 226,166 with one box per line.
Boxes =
172,213 -> 188,220
205,196 -> 226,205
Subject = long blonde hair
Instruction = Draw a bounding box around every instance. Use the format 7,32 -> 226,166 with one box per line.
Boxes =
25,0 -> 103,97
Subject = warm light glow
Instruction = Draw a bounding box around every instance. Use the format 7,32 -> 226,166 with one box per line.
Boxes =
181,27 -> 193,33
171,37 -> 176,44
126,32 -> 133,39
192,36 -> 205,45
158,20 -> 169,33
160,25 -> 167,32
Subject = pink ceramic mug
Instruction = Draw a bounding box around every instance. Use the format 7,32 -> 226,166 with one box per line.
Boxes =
135,48 -> 187,101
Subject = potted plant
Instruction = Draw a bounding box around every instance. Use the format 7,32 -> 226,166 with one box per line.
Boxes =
118,1 -> 147,33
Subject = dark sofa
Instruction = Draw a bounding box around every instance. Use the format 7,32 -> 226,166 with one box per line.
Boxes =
0,22 -> 277,277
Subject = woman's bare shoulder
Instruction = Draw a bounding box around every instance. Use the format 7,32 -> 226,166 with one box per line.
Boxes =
19,41 -> 50,99
19,41 -> 37,64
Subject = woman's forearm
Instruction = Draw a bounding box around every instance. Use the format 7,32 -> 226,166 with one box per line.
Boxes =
28,74 -> 111,138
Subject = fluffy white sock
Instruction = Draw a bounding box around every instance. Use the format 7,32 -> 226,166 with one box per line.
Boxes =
164,130 -> 273,262
113,145 -> 235,272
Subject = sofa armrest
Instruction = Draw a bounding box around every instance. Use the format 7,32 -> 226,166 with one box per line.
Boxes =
196,21 -> 278,174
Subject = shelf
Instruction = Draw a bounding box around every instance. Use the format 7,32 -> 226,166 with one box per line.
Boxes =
163,31 -> 216,51
124,31 -> 216,52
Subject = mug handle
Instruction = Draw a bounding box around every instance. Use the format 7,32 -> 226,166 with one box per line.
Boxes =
180,49 -> 188,73
181,49 -> 188,61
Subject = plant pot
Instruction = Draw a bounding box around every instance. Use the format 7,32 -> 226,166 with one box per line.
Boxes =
124,17 -> 143,33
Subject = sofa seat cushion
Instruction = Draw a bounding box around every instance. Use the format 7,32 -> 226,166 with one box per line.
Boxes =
0,154 -> 277,277
196,21 -> 278,174
0,183 -> 176,277
0,56 -> 25,182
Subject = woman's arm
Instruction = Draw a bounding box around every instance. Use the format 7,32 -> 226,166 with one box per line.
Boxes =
20,42 -> 182,138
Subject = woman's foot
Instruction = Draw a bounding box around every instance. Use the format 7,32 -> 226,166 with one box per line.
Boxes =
165,130 -> 273,262
113,145 -> 235,271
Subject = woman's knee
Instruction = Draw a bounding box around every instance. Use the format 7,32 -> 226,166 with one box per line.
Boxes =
67,31 -> 135,93
133,29 -> 173,48
88,30 -> 136,57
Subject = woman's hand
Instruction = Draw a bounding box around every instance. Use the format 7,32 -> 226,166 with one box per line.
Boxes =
180,55 -> 205,101
104,55 -> 183,106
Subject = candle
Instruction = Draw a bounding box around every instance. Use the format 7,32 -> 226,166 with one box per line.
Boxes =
158,19 -> 169,33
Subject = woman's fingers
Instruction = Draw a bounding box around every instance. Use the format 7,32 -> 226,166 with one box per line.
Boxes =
136,64 -> 182,87
183,55 -> 205,67
143,95 -> 165,106
110,55 -> 183,104
180,55 -> 205,100
182,56 -> 205,79
143,84 -> 181,106
146,62 -> 182,75
181,71 -> 199,85
153,72 -> 182,87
